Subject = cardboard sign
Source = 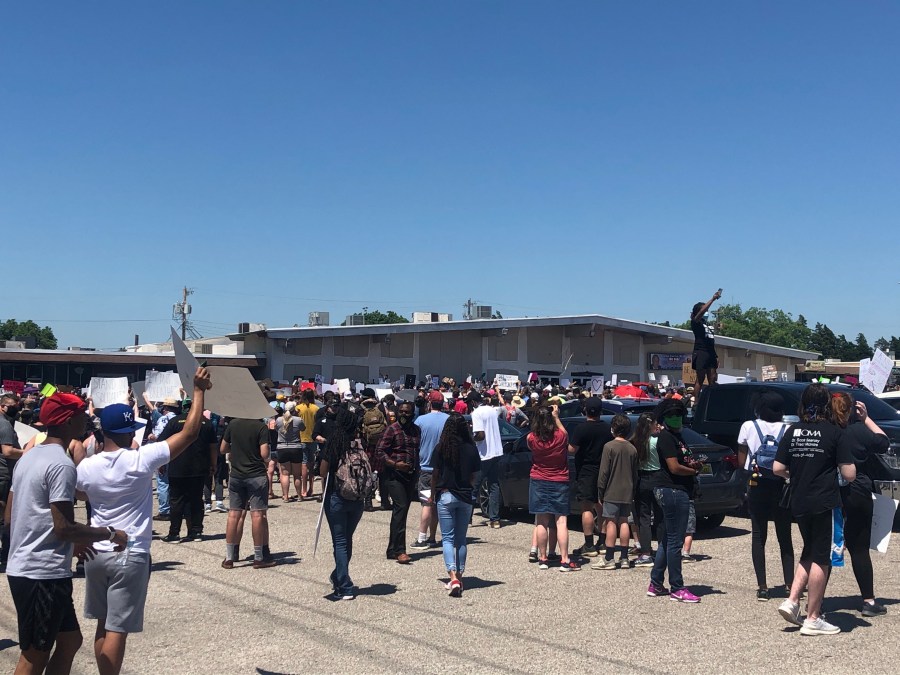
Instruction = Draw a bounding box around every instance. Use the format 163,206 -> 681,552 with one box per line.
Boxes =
145,371 -> 183,402
871,492 -> 898,553
495,374 -> 519,391
682,362 -> 696,385
131,381 -> 146,405
14,421 -> 39,447
88,377 -> 130,409
171,327 -> 201,392
2,380 -> 25,395
590,376 -> 604,396
761,365 -> 778,382
206,366 -> 279,419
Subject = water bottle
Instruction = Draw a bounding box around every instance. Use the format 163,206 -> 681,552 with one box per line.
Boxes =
116,536 -> 135,566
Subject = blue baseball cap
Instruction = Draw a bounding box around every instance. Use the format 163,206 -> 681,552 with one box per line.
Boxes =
100,404 -> 146,434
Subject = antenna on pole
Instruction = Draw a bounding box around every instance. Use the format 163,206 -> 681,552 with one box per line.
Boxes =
172,286 -> 201,340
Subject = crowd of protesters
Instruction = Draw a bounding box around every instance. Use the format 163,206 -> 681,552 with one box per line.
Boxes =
1,355 -> 896,673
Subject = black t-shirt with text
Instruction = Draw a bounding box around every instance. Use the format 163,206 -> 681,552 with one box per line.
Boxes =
569,420 -> 613,470
654,429 -> 697,493
691,318 -> 716,354
775,421 -> 852,517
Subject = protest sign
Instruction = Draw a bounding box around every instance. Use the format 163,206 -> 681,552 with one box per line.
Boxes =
171,327 -> 200,392
610,374 -> 618,387
648,373 -> 656,382
321,383 -> 339,395
14,421 -> 39,447
335,379 -> 351,396
131,381 -> 146,406
134,417 -> 148,447
88,377 -> 129,409
681,362 -> 696,386
395,389 -> 418,402
660,375 -> 670,387
300,381 -> 316,392
374,388 -> 392,400
871,492 -> 899,553
559,378 -> 571,389
2,380 -> 25,395
495,374 -> 519,391
861,349 -> 893,394
431,376 -> 440,389
590,376 -> 604,396
205,366 -> 278,419
145,371 -> 183,402
40,383 -> 57,397
761,365 -> 778,382
355,382 -> 365,394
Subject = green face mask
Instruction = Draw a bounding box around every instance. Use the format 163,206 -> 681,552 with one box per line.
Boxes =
663,415 -> 683,430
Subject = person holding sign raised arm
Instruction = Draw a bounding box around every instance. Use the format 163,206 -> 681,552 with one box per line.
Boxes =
689,289 -> 722,401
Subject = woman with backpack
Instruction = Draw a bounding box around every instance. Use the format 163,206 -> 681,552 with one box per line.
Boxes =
736,392 -> 794,601
319,406 -> 371,600
430,413 -> 481,597
831,391 -> 890,617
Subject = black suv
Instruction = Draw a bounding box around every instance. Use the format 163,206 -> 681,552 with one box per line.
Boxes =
691,382 -> 900,462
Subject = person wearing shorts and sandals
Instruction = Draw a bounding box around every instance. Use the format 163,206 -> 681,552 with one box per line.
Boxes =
527,404 -> 579,572
774,384 -> 856,636
6,393 -> 129,675
593,415 -> 638,570
221,417 -> 275,569
76,369 -> 211,675
689,289 -> 722,401
567,398 -> 612,557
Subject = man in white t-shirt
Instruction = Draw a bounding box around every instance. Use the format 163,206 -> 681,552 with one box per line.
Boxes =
75,367 -> 211,675
6,393 -> 129,675
469,391 -> 504,528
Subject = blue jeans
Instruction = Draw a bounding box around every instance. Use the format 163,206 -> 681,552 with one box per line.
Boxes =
157,470 -> 170,515
474,456 -> 501,522
437,491 -> 473,573
324,491 -> 364,595
650,487 -> 690,592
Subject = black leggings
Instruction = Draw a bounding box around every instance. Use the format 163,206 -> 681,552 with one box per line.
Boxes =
635,473 -> 662,553
841,483 -> 875,599
748,479 -> 794,589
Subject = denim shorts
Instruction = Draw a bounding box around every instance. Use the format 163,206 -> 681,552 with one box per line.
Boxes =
229,475 -> 269,511
529,478 -> 570,516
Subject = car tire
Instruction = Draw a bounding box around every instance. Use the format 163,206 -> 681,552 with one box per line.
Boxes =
477,482 -> 509,519
696,513 -> 726,531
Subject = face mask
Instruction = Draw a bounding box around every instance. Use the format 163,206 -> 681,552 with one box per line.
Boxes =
663,415 -> 683,430
398,414 -> 411,426
3,405 -> 18,419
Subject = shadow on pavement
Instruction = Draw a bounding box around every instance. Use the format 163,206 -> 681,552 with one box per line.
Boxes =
0,638 -> 18,652
824,611 -> 872,633
824,595 -> 900,612
256,669 -> 296,675
689,584 -> 726,597
150,560 -> 185,573
199,533 -> 226,541
270,551 -> 301,566
695,525 -> 749,540
452,576 -> 503,591
356,583 -> 398,596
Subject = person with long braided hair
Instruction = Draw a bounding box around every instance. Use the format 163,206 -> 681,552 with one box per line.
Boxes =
319,405 -> 367,600
430,413 -> 481,597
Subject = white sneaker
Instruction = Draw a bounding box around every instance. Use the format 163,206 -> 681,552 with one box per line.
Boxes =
204,504 -> 212,514
778,599 -> 802,626
800,616 -> 840,636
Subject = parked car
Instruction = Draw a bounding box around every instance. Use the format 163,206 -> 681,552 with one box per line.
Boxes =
482,414 -> 743,530
558,398 -> 659,418
876,390 -> 900,412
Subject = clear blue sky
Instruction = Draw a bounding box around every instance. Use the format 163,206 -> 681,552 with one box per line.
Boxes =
2,2 -> 898,349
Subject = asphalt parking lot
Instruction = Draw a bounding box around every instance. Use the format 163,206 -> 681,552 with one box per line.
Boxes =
2,490 -> 899,675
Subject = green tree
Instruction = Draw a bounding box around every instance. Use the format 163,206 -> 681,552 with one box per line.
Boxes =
340,310 -> 410,326
0,319 -> 58,349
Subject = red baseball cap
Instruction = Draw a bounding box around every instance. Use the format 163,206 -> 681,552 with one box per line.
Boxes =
428,391 -> 444,404
40,393 -> 87,427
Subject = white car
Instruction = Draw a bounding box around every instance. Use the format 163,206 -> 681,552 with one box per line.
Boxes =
876,390 -> 900,412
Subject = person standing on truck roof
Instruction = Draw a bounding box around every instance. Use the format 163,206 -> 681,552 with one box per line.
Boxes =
690,289 -> 722,402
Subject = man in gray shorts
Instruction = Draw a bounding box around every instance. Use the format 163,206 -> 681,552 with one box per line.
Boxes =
76,368 -> 211,675
221,417 -> 275,569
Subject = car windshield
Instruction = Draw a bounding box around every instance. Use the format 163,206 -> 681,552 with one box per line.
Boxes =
845,389 -> 900,421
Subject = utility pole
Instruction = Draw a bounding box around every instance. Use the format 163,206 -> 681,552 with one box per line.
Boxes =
172,286 -> 198,340
463,298 -> 477,320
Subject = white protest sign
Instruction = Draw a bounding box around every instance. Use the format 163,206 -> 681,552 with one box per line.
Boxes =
134,417 -> 148,447
355,382 -> 365,394
590,376 -> 604,396
205,366 -> 279,419
864,349 -> 894,394
871,492 -> 899,553
559,378 -> 571,389
335,378 -> 351,396
660,375 -> 670,387
648,373 -> 656,381
88,377 -> 130,409
495,374 -> 519,391
321,383 -> 339,395
145,371 -> 183,402
171,327 -> 200,392
611,374 -> 618,387
374,388 -> 392,400
14,421 -> 39,447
